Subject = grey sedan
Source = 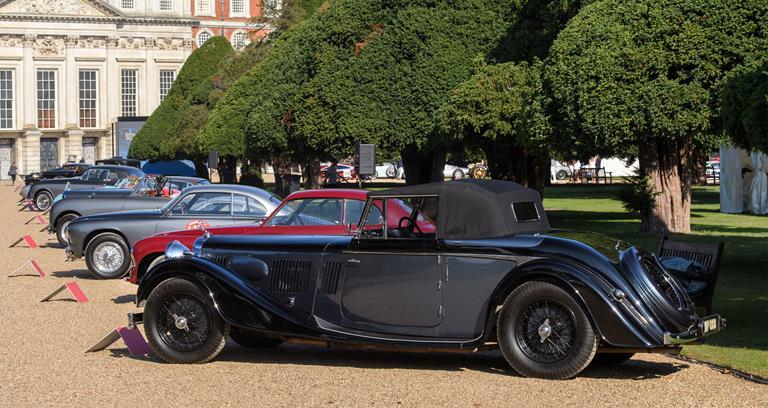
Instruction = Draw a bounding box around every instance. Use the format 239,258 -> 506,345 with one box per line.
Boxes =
49,176 -> 209,246
64,185 -> 281,279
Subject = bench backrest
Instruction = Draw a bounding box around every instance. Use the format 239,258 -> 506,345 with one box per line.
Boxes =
658,236 -> 725,313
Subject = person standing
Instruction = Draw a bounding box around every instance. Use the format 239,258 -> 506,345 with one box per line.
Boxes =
8,162 -> 17,186
325,159 -> 339,188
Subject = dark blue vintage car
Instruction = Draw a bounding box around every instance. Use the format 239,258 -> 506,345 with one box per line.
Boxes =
134,179 -> 723,379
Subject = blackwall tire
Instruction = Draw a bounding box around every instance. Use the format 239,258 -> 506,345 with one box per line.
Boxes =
84,232 -> 131,279
55,213 -> 78,247
591,353 -> 635,366
556,170 -> 568,180
452,169 -> 464,180
35,191 -> 53,211
497,280 -> 597,379
144,278 -> 229,364
230,328 -> 283,348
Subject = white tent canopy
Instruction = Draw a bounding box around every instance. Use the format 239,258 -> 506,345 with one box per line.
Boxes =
719,145 -> 768,215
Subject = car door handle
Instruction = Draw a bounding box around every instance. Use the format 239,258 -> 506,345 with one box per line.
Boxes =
347,258 -> 361,266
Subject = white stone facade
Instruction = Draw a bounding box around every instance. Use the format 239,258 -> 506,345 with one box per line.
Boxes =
0,0 -> 196,178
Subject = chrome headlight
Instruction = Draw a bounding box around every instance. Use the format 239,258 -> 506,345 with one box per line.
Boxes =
165,240 -> 192,259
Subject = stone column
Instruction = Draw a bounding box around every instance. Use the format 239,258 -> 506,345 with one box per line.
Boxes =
64,35 -> 79,128
23,128 -> 41,174
66,126 -> 83,163
21,35 -> 36,127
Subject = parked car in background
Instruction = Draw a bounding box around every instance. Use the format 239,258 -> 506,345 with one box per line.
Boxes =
551,160 -> 573,181
443,162 -> 469,179
24,163 -> 91,185
95,157 -> 142,168
375,162 -> 404,179
64,185 -> 280,279
128,188 -> 434,284
706,161 -> 720,179
134,179 -> 722,379
49,176 -> 209,246
21,165 -> 145,211
320,163 -> 356,183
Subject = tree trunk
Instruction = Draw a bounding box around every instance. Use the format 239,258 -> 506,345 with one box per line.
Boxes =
239,159 -> 264,188
302,157 -> 322,189
193,158 -> 210,180
482,141 -> 547,196
219,156 -> 238,184
401,146 -> 446,185
638,137 -> 692,234
691,150 -> 708,185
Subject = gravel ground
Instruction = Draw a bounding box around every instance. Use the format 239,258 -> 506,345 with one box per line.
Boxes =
0,183 -> 764,407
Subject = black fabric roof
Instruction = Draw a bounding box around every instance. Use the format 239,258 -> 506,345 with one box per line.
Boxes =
370,179 -> 549,239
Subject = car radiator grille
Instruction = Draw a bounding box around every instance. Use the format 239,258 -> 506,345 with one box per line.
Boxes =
641,256 -> 684,310
269,258 -> 312,294
319,260 -> 342,294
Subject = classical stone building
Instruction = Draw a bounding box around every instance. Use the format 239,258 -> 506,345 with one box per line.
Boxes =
192,0 -> 272,50
0,0 -> 270,180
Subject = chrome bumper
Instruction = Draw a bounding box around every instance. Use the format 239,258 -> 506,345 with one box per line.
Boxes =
663,314 -> 725,345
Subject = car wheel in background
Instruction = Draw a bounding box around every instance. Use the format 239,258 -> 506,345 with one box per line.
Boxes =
146,255 -> 166,273
497,280 -> 597,379
35,191 -> 53,211
84,232 -> 131,279
471,167 -> 487,179
385,165 -> 396,178
229,328 -> 283,348
55,213 -> 78,247
591,352 -> 635,366
144,278 -> 229,364
556,170 -> 568,180
452,169 -> 464,180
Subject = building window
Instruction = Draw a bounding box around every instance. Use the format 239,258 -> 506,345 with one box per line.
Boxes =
231,0 -> 247,16
231,31 -> 249,49
78,70 -> 97,128
36,70 -> 56,129
197,31 -> 211,47
195,0 -> 211,15
159,69 -> 176,101
0,70 -> 13,129
121,0 -> 135,8
264,0 -> 281,9
159,0 -> 173,11
121,69 -> 138,117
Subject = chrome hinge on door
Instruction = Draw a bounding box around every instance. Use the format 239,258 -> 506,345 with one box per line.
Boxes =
438,306 -> 443,317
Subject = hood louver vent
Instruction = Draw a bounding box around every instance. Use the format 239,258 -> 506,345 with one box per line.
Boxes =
270,258 -> 311,294
319,260 -> 342,294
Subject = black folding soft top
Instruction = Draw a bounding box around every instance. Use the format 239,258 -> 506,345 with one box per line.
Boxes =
370,179 -> 550,240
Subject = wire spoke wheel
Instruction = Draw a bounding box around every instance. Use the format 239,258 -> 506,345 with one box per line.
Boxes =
515,300 -> 576,363
157,294 -> 211,352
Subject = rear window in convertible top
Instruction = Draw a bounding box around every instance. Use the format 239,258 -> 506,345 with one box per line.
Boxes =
512,201 -> 540,223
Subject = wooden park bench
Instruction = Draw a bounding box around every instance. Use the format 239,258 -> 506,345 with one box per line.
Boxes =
658,236 -> 725,315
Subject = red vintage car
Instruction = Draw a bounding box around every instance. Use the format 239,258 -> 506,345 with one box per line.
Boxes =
128,188 -> 434,284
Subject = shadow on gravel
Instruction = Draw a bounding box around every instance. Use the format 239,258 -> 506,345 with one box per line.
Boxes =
108,344 -> 687,380
112,294 -> 136,304
582,358 -> 688,380
51,269 -> 97,279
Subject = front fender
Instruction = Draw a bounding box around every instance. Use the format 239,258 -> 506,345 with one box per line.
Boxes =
493,259 -> 662,348
137,256 -> 316,335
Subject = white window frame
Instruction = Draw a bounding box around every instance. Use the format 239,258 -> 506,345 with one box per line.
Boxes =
159,0 -> 173,12
197,30 -> 212,48
120,69 -> 138,118
195,0 -> 215,17
230,0 -> 249,17
78,69 -> 98,129
159,69 -> 176,102
230,30 -> 249,49
0,69 -> 13,129
36,69 -> 57,129
121,0 -> 135,9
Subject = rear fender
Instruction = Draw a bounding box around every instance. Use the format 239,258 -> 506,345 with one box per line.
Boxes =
137,256 -> 313,334
488,259 -> 659,348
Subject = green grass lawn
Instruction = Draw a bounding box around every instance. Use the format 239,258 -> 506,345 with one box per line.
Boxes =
544,184 -> 768,377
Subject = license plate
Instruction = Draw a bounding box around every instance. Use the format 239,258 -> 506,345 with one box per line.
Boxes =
702,315 -> 721,334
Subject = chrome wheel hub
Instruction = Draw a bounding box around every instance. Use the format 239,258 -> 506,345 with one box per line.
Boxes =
174,314 -> 189,331
537,318 -> 552,342
92,242 -> 124,273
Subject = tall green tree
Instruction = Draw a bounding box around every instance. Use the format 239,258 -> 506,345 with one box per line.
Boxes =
440,61 -> 550,190
128,36 -> 234,165
545,0 -> 768,233
720,59 -> 768,153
